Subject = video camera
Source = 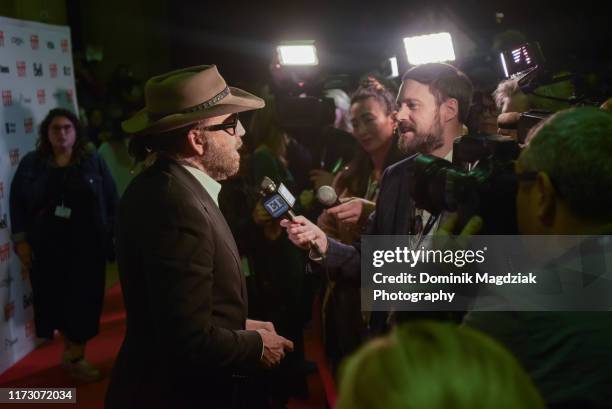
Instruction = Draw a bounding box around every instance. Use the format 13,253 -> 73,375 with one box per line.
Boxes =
499,41 -> 609,140
408,133 -> 521,234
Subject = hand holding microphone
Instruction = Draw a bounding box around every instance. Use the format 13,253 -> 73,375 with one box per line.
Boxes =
259,177 -> 327,258
317,185 -> 371,225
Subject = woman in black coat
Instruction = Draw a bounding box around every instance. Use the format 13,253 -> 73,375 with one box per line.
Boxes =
10,108 -> 118,382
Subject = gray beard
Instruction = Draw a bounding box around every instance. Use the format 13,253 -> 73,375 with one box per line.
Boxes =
201,136 -> 242,181
200,150 -> 239,181
180,138 -> 241,181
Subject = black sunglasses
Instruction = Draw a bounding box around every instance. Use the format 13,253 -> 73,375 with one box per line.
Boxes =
201,114 -> 239,136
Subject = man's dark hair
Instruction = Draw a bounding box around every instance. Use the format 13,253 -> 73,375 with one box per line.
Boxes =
350,83 -> 397,116
402,63 -> 473,124
128,123 -> 200,162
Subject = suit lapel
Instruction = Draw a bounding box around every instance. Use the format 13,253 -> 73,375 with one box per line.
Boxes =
159,159 -> 247,303
391,157 -> 416,235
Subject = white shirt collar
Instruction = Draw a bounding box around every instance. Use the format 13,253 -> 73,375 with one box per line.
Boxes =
181,165 -> 222,207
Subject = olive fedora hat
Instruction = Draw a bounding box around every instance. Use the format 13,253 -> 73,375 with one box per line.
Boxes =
122,65 -> 264,135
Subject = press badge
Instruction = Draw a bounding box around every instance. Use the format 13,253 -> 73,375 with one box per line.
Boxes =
54,204 -> 72,219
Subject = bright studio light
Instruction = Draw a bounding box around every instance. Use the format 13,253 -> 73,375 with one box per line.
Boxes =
277,43 -> 319,66
403,32 -> 456,65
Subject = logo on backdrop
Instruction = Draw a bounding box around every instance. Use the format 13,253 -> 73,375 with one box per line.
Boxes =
63,66 -> 72,76
0,272 -> 12,289
0,243 -> 10,262
4,337 -> 18,350
33,62 -> 43,77
30,34 -> 39,50
0,214 -> 6,229
61,38 -> 68,53
19,93 -> 32,104
37,89 -> 46,104
25,320 -> 35,338
11,36 -> 24,46
24,117 -> 33,133
0,182 -> 4,199
0,31 -> 4,47
16,61 -> 26,77
47,41 -> 55,50
0,65 -> 8,74
2,90 -> 12,106
66,89 -> 74,102
4,301 -> 15,321
49,63 -> 58,78
22,292 -> 33,310
5,122 -> 16,134
9,149 -> 20,166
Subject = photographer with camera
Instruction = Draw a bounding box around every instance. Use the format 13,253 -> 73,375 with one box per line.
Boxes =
462,107 -> 612,408
280,63 -> 474,334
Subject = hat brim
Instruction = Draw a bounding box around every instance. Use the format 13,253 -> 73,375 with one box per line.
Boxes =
122,86 -> 265,136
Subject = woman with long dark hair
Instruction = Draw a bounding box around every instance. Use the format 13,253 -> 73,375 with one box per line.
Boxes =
317,83 -> 406,367
10,108 -> 118,382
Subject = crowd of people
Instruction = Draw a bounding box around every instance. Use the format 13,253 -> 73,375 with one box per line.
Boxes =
6,37 -> 612,409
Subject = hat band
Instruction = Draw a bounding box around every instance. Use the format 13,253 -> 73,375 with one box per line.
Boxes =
147,86 -> 230,122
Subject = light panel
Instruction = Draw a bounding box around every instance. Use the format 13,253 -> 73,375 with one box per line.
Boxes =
403,32 -> 456,65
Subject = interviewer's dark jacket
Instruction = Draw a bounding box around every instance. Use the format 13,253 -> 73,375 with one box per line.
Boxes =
105,157 -> 263,409
320,154 -> 444,333
9,148 -> 118,253
322,154 -> 419,278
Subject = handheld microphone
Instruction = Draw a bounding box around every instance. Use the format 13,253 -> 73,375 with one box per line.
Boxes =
259,177 -> 324,258
497,112 -> 521,129
316,185 -> 341,208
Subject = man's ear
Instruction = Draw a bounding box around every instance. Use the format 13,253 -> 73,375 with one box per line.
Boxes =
535,172 -> 556,226
187,128 -> 205,155
441,98 -> 459,123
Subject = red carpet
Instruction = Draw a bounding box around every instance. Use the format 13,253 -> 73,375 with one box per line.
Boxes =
0,285 -> 126,408
0,283 -> 334,408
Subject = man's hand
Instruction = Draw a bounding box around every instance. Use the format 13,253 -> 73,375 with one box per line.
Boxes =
326,198 -> 369,225
309,169 -> 334,191
280,216 -> 328,254
15,240 -> 32,270
257,329 -> 294,368
246,319 -> 276,334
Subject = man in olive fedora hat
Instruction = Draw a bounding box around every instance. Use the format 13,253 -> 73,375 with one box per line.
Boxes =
105,65 -> 293,409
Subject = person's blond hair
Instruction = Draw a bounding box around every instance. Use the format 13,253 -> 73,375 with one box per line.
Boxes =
337,321 -> 544,409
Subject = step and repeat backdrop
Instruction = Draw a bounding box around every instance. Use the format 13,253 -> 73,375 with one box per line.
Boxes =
0,15 -> 78,375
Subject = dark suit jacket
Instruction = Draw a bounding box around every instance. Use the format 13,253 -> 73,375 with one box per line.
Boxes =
320,154 -> 453,333
105,158 -> 262,409
322,154 -> 418,280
